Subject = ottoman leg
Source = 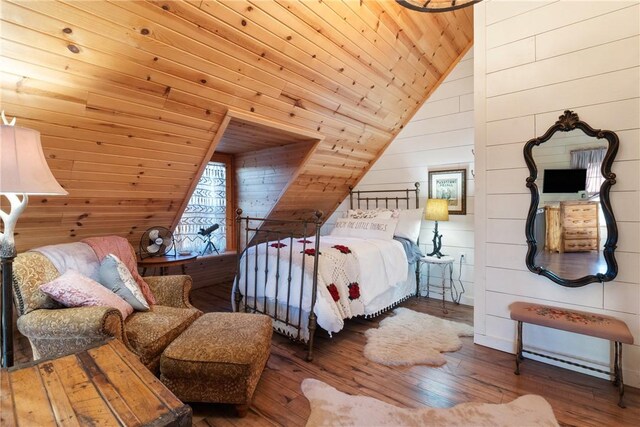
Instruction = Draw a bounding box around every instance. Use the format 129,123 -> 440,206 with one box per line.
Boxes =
235,404 -> 250,418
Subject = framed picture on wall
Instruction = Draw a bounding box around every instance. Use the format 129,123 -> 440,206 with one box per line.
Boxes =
428,169 -> 466,215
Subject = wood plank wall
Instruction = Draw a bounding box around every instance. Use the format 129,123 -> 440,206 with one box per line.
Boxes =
325,49 -> 476,305
235,139 -> 317,219
0,0 -> 472,252
159,253 -> 236,291
474,0 -> 640,387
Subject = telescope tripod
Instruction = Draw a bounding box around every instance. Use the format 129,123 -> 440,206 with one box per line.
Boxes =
201,235 -> 220,255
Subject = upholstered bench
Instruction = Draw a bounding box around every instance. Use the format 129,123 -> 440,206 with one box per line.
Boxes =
510,301 -> 633,407
159,312 -> 272,416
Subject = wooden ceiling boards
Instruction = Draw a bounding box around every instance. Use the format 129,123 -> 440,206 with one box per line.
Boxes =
0,0 -> 473,251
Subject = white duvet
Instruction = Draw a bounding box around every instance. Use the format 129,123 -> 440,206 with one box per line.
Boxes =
235,236 -> 408,338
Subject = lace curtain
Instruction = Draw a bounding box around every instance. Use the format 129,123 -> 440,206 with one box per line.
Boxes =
570,147 -> 606,194
174,162 -> 227,254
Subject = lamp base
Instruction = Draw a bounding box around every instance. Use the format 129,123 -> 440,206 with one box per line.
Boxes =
427,248 -> 445,259
427,221 -> 445,259
1,255 -> 14,368
0,193 -> 25,369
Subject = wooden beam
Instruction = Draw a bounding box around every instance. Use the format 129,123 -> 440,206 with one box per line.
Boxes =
170,112 -> 232,231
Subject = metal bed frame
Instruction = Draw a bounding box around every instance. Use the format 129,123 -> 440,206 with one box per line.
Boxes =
233,182 -> 421,361
349,182 -> 422,293
234,209 -> 323,361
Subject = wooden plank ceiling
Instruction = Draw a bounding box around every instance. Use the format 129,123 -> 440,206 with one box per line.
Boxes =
218,116 -> 317,154
0,0 -> 473,252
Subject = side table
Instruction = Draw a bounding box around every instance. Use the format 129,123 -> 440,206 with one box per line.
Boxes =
137,253 -> 198,276
418,255 -> 465,313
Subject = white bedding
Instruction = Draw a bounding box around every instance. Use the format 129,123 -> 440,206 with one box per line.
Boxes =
235,236 -> 409,339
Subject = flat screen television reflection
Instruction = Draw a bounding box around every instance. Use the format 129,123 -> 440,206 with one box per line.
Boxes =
542,169 -> 587,193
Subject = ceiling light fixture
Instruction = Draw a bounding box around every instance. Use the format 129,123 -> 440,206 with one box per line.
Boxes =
396,0 -> 481,13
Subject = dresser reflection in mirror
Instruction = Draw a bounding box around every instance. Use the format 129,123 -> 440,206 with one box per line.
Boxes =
525,110 -> 618,287
544,201 -> 599,254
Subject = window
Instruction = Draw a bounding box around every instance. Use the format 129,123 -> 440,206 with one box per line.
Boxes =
174,155 -> 233,254
570,147 -> 606,195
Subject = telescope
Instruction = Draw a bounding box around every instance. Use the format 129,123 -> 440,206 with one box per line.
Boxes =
198,224 -> 220,255
198,224 -> 219,237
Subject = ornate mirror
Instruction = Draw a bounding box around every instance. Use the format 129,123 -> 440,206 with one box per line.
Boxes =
524,110 -> 619,287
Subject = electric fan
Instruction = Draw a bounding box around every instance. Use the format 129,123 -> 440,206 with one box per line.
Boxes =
139,226 -> 175,259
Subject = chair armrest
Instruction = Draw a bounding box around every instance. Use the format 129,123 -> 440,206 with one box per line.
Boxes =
143,275 -> 195,309
17,306 -> 125,341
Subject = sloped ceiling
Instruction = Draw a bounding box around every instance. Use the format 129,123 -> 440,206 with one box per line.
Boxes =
217,116 -> 318,154
0,0 -> 473,252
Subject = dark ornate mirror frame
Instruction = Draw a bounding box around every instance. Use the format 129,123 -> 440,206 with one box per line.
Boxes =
524,110 -> 619,287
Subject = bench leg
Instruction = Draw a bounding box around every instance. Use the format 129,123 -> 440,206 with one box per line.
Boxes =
613,341 -> 620,387
615,341 -> 626,408
515,320 -> 523,375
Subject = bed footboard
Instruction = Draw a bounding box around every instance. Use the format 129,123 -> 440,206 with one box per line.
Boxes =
234,209 -> 323,361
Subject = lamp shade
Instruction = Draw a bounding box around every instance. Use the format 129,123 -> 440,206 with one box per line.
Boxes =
425,199 -> 449,222
1,125 -> 67,195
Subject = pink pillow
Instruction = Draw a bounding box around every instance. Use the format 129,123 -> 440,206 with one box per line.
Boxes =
39,269 -> 134,319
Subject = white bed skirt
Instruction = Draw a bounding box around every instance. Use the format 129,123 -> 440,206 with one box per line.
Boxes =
233,262 -> 418,342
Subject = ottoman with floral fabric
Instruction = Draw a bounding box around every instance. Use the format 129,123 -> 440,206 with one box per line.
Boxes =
159,312 -> 272,417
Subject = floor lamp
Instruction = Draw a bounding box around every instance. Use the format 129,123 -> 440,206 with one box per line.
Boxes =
425,198 -> 449,258
1,123 -> 67,367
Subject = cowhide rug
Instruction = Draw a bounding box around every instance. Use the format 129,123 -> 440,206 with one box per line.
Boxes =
302,379 -> 559,427
364,307 -> 474,366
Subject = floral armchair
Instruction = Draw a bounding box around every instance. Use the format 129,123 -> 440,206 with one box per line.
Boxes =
13,248 -> 202,373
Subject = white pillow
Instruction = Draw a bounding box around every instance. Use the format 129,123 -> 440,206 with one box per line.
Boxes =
346,208 -> 396,219
330,218 -> 398,240
394,208 -> 424,243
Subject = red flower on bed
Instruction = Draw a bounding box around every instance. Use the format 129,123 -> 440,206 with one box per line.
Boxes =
301,248 -> 320,256
327,284 -> 340,301
348,283 -> 360,300
298,239 -> 312,244
270,243 -> 287,248
332,244 -> 351,254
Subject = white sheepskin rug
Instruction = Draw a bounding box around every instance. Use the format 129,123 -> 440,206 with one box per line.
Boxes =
364,307 -> 474,366
301,378 -> 559,427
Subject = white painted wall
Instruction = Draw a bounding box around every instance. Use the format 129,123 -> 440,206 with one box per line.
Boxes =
325,50 -> 476,306
475,0 -> 640,387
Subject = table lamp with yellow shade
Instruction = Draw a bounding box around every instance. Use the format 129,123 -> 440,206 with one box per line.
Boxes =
1,119 -> 68,367
425,198 -> 449,258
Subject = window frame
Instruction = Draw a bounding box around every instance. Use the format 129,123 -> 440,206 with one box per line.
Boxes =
210,152 -> 236,252
172,152 -> 236,255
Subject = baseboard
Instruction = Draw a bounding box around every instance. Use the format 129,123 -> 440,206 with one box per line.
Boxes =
420,293 -> 474,307
473,333 -> 640,388
459,295 -> 474,306
474,334 -> 513,354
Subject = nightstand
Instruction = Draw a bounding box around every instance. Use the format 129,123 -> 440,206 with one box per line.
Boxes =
418,255 -> 465,313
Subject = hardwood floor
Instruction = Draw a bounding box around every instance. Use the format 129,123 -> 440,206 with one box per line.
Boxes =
188,283 -> 640,427
12,283 -> 639,426
534,250 -> 608,279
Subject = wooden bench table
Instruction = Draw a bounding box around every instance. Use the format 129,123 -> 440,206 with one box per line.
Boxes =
137,253 -> 198,276
510,301 -> 634,408
1,339 -> 191,426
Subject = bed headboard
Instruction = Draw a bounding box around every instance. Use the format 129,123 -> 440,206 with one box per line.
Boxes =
349,183 -> 420,210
